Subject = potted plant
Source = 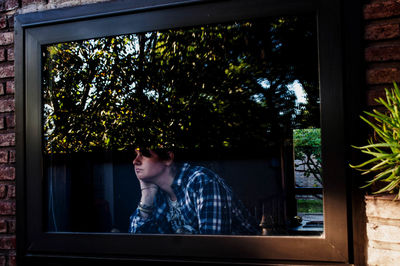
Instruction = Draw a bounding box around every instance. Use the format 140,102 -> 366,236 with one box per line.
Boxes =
350,81 -> 400,199
350,82 -> 400,266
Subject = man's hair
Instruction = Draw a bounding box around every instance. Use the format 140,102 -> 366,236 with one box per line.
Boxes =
151,149 -> 173,161
138,147 -> 173,161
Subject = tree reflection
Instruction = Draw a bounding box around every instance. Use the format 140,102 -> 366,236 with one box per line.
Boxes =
42,16 -> 319,157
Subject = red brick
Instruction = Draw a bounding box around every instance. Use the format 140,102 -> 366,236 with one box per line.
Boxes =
5,0 -> 19,11
367,67 -> 400,85
22,0 -> 46,6
0,118 -> 4,130
0,236 -> 15,250
0,166 -> 14,180
364,1 -> 400,20
365,23 -> 400,40
5,116 -> 13,129
0,50 -> 5,63
7,220 -> 15,234
0,151 -> 7,164
0,256 -> 5,266
0,220 -> 6,234
7,185 -> 14,199
0,33 -> 13,46
5,82 -> 13,95
365,45 -> 400,61
0,185 -> 6,199
0,202 -> 15,215
0,100 -> 14,113
7,16 -> 13,29
0,64 -> 14,79
0,167 -> 14,181
6,49 -> 13,62
0,134 -> 14,148
8,151 -> 14,164
8,253 -> 15,266
0,17 -> 6,30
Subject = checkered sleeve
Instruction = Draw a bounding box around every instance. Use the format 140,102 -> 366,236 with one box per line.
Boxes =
192,174 -> 231,234
129,194 -> 171,234
129,209 -> 149,233
129,208 -> 168,233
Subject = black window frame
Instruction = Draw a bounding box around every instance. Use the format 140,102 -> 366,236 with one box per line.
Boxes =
15,0 -> 352,264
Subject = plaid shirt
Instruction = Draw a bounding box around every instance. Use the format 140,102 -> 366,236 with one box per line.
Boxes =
129,163 -> 259,235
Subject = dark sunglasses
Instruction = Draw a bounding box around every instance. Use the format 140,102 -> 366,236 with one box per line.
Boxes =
135,148 -> 152,158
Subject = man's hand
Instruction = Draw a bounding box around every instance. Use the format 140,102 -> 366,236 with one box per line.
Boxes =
139,179 -> 158,190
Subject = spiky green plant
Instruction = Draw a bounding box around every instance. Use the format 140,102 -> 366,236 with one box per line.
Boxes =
350,82 -> 400,200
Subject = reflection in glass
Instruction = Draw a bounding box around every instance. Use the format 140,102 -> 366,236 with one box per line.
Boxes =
42,15 -> 321,235
292,128 -> 323,235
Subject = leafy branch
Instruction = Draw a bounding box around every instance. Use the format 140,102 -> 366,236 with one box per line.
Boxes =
293,128 -> 322,187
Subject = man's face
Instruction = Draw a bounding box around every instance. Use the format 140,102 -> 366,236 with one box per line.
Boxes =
132,149 -> 169,182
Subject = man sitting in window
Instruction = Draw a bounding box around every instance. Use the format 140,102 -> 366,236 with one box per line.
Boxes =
129,148 -> 259,235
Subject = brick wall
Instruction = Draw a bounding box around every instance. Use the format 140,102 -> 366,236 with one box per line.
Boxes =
18,0 -> 110,14
364,0 -> 400,265
0,1 -> 18,265
364,0 -> 400,105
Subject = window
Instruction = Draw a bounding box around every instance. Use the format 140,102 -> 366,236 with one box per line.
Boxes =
16,0 -> 350,264
43,15 -> 320,235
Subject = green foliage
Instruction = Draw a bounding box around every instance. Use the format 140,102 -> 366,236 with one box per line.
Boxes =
350,82 -> 400,199
293,128 -> 322,186
297,199 -> 323,213
293,128 -> 321,160
42,16 -> 319,156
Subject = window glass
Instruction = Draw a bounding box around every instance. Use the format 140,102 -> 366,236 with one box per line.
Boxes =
42,15 -> 321,235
